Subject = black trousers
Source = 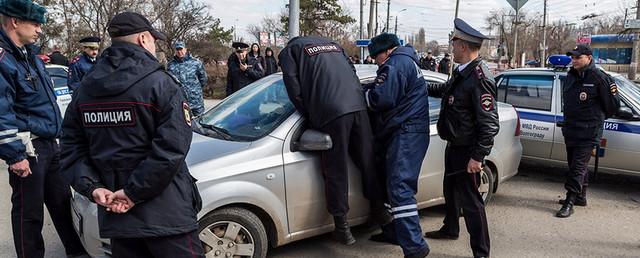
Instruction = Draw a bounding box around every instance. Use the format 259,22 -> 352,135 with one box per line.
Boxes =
8,138 -> 86,258
441,145 -> 490,257
564,145 -> 593,194
318,110 -> 384,217
111,230 -> 205,258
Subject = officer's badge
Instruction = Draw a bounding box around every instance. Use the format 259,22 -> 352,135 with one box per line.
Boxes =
182,102 -> 192,127
481,94 -> 494,111
579,92 -> 587,101
448,95 -> 454,105
609,83 -> 618,96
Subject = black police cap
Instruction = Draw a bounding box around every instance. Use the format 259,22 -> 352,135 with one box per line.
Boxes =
107,12 -> 166,41
566,44 -> 593,57
79,36 -> 101,43
232,42 -> 250,50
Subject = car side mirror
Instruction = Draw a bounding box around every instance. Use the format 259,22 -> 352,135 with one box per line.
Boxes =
293,129 -> 332,151
616,107 -> 635,120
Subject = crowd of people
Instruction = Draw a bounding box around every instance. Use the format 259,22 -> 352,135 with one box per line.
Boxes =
0,1 -> 620,258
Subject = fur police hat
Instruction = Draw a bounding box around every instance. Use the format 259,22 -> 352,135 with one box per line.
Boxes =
368,33 -> 401,58
0,0 -> 47,24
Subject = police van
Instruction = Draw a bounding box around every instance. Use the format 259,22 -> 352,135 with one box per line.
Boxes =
496,55 -> 640,176
45,64 -> 72,116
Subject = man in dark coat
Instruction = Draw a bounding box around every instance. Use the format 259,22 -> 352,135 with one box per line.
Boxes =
279,36 -> 388,245
60,12 -> 205,258
556,45 -> 620,218
424,18 -> 499,258
438,53 -> 452,75
225,42 -> 264,96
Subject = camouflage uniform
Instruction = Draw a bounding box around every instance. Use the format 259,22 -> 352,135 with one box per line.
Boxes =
167,53 -> 208,116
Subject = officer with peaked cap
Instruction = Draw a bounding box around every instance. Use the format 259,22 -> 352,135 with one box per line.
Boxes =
555,45 -> 620,218
68,36 -> 101,91
60,11 -> 205,257
0,0 -> 89,257
424,18 -> 499,258
226,41 -> 263,96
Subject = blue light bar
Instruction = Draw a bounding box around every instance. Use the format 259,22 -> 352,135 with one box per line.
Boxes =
547,55 -> 572,68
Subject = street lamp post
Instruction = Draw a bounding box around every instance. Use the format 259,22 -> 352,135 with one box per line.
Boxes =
394,9 -> 407,34
289,0 -> 300,39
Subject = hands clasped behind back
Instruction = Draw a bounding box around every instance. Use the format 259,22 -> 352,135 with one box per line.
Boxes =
92,188 -> 136,213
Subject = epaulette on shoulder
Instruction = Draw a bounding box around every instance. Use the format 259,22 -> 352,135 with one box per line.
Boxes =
69,56 -> 81,64
474,65 -> 486,80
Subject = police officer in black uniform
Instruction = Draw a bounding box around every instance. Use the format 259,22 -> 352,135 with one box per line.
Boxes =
420,51 -> 437,71
279,36 -> 388,245
424,18 -> 498,258
0,1 -> 89,257
60,12 -> 205,258
556,45 -> 620,218
225,42 -> 264,96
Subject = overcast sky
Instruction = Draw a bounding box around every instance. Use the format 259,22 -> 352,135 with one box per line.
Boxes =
206,0 -> 631,44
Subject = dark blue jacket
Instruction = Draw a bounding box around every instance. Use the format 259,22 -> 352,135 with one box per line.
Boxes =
68,54 -> 96,91
365,46 -> 430,139
0,28 -> 62,165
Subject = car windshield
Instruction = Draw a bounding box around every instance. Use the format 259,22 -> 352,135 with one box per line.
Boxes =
198,76 -> 295,141
613,75 -> 640,112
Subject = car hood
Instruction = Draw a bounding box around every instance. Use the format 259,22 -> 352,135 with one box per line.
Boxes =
185,132 -> 252,166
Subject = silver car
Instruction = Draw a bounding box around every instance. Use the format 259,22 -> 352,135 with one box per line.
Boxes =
71,66 -> 522,257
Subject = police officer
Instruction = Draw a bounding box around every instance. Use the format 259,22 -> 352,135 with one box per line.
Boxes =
556,45 -> 620,218
424,18 -> 498,258
68,36 -> 100,91
167,41 -> 208,116
279,36 -> 388,245
49,46 -> 68,66
226,42 -> 264,96
420,51 -> 437,71
60,12 -> 205,258
0,1 -> 88,257
438,53 -> 452,75
364,33 -> 431,258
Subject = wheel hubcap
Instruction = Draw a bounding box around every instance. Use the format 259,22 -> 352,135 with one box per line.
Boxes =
200,221 -> 255,258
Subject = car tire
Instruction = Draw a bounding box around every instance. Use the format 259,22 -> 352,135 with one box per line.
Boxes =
479,166 -> 495,204
198,207 -> 269,258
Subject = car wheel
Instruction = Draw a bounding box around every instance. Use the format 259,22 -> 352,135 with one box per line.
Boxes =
198,207 -> 268,258
479,166 -> 495,204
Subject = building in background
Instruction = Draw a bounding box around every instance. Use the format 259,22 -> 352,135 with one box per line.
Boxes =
589,34 -> 634,74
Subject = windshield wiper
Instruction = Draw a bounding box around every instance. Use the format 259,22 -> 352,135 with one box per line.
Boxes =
199,123 -> 233,140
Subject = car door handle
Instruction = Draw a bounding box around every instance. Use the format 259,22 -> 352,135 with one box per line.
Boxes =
556,121 -> 564,127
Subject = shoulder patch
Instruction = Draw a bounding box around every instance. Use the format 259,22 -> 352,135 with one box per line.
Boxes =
183,102 -> 192,127
610,83 -> 618,96
480,93 -> 494,111
304,43 -> 341,56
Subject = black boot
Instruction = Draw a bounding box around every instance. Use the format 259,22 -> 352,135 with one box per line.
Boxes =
558,186 -> 587,206
333,216 -> 356,245
555,192 -> 576,218
405,247 -> 430,258
367,201 -> 393,226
